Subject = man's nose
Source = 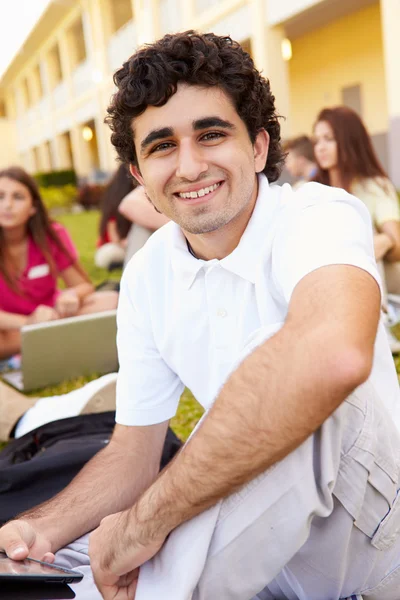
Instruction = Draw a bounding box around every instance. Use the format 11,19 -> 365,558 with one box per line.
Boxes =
175,143 -> 208,181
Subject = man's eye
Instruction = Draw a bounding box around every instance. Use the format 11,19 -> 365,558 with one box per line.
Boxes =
152,142 -> 174,153
201,132 -> 225,141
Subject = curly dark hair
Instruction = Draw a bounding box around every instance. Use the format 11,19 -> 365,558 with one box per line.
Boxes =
106,31 -> 285,182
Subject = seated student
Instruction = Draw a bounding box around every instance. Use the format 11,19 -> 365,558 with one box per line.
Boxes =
313,107 -> 400,351
283,135 -> 317,187
118,184 -> 170,265
0,374 -> 118,442
0,166 -> 118,360
94,164 -> 134,270
2,32 -> 400,600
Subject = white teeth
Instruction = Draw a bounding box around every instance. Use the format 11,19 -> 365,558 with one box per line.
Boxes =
178,182 -> 220,199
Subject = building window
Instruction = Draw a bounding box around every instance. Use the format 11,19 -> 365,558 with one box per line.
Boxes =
22,77 -> 31,109
195,0 -> 215,14
60,131 -> 74,169
32,64 -> 43,102
240,38 -> 253,58
48,44 -> 63,89
81,119 -> 100,171
110,0 -> 133,33
341,84 -> 362,117
68,16 -> 87,69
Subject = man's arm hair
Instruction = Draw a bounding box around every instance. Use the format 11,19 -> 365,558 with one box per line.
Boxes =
131,265 -> 380,537
19,420 -> 169,553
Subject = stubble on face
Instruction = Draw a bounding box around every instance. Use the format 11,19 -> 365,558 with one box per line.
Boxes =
132,85 -> 264,240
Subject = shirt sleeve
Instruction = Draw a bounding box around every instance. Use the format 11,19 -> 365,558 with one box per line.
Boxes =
372,179 -> 400,226
271,192 -> 381,305
50,222 -> 79,272
115,257 -> 185,426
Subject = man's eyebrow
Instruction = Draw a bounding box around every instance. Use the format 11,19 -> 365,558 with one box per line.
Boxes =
140,127 -> 174,152
193,117 -> 235,131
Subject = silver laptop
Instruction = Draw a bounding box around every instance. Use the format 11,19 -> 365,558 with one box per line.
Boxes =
2,310 -> 118,392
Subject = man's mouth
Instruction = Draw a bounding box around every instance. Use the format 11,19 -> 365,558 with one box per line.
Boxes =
176,182 -> 222,200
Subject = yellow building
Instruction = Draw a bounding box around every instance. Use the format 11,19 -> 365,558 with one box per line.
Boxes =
0,0 -> 399,186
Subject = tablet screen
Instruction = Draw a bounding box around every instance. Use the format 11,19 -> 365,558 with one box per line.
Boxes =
0,552 -> 83,582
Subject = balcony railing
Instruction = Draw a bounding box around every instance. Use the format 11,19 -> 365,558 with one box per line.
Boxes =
160,0 -> 182,34
266,0 -> 321,26
107,20 -> 137,72
26,106 -> 39,129
72,59 -> 93,97
38,97 -> 51,121
53,81 -> 68,111
195,0 -> 216,13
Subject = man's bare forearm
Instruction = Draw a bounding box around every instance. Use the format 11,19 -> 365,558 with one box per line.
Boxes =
132,321 -> 372,539
19,424 -> 167,552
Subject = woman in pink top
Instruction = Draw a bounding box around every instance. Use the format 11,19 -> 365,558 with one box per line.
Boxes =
0,166 -> 118,359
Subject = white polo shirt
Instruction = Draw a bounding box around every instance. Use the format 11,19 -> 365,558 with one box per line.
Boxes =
115,174 -> 400,428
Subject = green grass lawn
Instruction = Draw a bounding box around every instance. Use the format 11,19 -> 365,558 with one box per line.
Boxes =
6,208 -> 400,444
30,209 -> 203,442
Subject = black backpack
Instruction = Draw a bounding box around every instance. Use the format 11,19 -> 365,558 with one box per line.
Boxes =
0,412 -> 182,525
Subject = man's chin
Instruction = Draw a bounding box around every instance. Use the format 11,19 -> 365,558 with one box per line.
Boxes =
180,217 -> 229,235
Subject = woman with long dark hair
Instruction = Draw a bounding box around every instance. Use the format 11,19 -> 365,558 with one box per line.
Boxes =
95,164 -> 134,270
0,166 -> 118,359
313,107 -> 400,351
313,106 -> 400,267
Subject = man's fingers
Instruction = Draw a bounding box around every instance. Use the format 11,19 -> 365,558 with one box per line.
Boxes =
0,529 -> 29,560
42,552 -> 55,563
1,522 -> 37,560
6,543 -> 29,560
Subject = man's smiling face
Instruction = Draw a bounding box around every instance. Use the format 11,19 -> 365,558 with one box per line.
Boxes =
130,84 -> 268,236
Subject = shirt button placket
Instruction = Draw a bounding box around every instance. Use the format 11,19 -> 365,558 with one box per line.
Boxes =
205,265 -> 232,350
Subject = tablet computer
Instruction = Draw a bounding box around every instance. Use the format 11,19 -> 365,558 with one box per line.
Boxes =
0,552 -> 83,584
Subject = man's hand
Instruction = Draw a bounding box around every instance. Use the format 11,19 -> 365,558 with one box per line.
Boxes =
54,290 -> 80,318
0,520 -> 55,563
26,305 -> 59,325
89,510 -> 166,600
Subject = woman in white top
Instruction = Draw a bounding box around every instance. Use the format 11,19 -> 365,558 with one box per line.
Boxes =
313,106 -> 400,268
313,106 -> 400,349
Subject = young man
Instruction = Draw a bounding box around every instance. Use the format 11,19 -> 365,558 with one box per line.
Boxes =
1,32 -> 400,600
284,135 -> 317,185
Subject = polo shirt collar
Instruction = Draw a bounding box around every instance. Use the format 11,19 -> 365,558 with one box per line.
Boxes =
170,174 -> 275,288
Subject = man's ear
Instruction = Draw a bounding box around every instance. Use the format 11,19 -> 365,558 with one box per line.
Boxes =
254,129 -> 270,174
129,164 -> 145,186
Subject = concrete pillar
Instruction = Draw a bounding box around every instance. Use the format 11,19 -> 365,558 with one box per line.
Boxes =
58,32 -> 73,100
181,0 -> 195,28
58,33 -> 70,78
251,0 -> 291,138
39,57 -> 50,97
24,149 -> 36,173
54,133 -> 73,170
32,65 -> 44,103
14,87 -> 22,118
81,6 -> 94,60
38,142 -> 52,172
87,0 -> 109,81
5,90 -> 16,120
132,0 -> 160,45
70,125 -> 91,177
94,116 -> 109,172
380,0 -> 400,188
